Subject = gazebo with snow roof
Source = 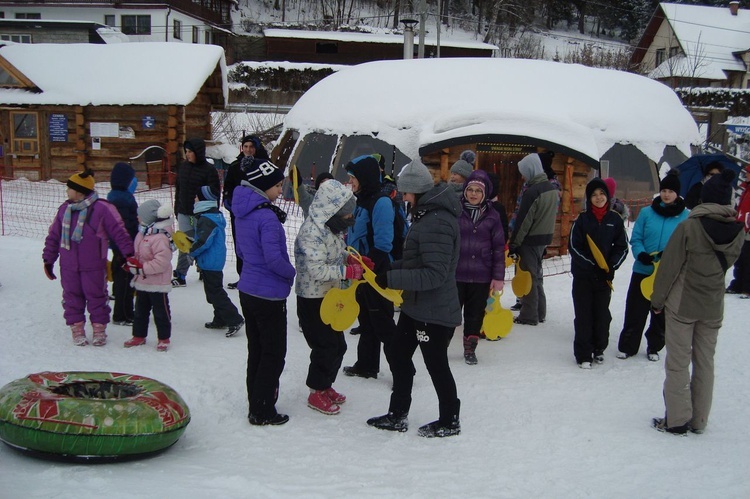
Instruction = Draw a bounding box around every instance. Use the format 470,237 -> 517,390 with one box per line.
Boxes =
0,42 -> 227,185
274,57 -> 700,255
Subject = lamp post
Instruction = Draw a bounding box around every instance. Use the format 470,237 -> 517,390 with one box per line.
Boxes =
401,19 -> 418,60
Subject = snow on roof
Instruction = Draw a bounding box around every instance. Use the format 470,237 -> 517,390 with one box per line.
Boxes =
0,42 -> 227,106
263,28 -> 497,51
283,58 -> 700,164
659,2 -> 750,79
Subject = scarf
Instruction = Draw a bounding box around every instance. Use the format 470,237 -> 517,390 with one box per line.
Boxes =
651,196 -> 686,218
591,203 -> 608,223
463,201 -> 486,223
140,224 -> 176,251
255,201 -> 287,223
61,193 -> 98,250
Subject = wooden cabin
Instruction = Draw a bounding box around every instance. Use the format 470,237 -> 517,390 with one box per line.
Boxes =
274,58 -> 700,256
0,42 -> 227,185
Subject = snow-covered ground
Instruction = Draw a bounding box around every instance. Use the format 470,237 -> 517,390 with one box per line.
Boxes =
1,232 -> 749,498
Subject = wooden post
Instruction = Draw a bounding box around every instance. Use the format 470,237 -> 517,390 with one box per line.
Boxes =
75,106 -> 86,169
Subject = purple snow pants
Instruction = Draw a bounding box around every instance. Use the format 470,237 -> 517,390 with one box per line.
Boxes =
60,267 -> 110,325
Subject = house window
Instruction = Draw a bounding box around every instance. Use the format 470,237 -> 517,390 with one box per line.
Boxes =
0,34 -> 31,43
192,26 -> 199,43
316,42 -> 338,54
173,19 -> 182,39
104,15 -> 115,27
15,13 -> 41,19
121,15 -> 151,35
10,112 -> 39,155
669,46 -> 680,58
0,66 -> 22,86
655,48 -> 666,67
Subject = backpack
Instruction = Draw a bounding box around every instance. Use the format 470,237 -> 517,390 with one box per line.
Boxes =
365,192 -> 409,261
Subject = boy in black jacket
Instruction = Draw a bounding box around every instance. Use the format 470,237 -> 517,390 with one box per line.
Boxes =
568,178 -> 628,369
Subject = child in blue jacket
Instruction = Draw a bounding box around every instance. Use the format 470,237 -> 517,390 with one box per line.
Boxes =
190,186 -> 245,337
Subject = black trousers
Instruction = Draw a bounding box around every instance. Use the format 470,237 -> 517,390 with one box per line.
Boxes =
457,281 -> 491,338
240,292 -> 287,419
297,296 -> 347,391
617,272 -> 665,356
230,212 -> 243,277
352,283 -> 396,373
133,291 -> 171,340
728,240 -> 750,293
111,252 -> 134,322
389,313 -> 460,424
572,276 -> 612,363
201,270 -> 243,326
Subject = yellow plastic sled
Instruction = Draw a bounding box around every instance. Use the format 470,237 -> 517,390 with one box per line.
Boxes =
172,231 -> 193,253
586,234 -> 613,290
347,247 -> 403,307
481,290 -> 514,340
511,256 -> 532,298
320,280 -> 361,332
640,259 -> 661,301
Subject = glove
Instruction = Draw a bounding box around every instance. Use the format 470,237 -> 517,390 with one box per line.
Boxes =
348,254 -> 375,270
508,247 -> 518,260
344,264 -> 363,281
126,256 -> 142,268
598,268 -> 614,282
44,263 -> 56,281
637,252 -> 654,265
490,279 -> 504,292
369,248 -> 391,275
374,270 -> 389,289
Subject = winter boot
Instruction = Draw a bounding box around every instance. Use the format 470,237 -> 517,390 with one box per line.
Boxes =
157,339 -> 170,352
652,417 -> 689,435
307,390 -> 341,415
367,411 -> 408,432
226,319 -> 245,338
70,322 -> 88,346
124,336 -> 147,348
417,415 -> 461,438
91,323 -> 107,346
323,387 -> 346,405
463,335 -> 479,365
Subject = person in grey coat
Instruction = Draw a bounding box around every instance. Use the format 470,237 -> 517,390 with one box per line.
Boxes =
651,170 -> 744,435
367,159 -> 463,438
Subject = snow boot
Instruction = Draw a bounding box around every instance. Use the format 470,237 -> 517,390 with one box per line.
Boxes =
463,335 -> 479,365
307,390 -> 341,415
323,387 -> 346,404
124,336 -> 147,348
367,411 -> 408,432
157,339 -> 170,352
652,417 -> 689,435
226,319 -> 245,338
92,323 -> 107,346
204,320 -> 227,329
343,365 -> 378,379
417,416 -> 461,438
248,413 -> 289,426
70,322 -> 88,346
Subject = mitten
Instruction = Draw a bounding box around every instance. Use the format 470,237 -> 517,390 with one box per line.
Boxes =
348,254 -> 375,270
126,256 -> 142,269
490,279 -> 504,292
637,252 -> 654,265
507,247 -> 518,260
374,270 -> 389,289
344,264 -> 363,281
43,263 -> 56,281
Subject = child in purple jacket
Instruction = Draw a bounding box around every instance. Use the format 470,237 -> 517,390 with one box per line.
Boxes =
43,169 -> 134,347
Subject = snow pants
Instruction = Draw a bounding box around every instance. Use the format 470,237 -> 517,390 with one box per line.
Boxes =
617,272 -> 665,356
133,291 -> 171,340
201,270 -> 243,327
351,283 -> 396,374
175,213 -> 195,277
389,313 -> 459,424
516,244 -> 547,323
60,267 -> 110,326
662,308 -> 721,432
457,281 -> 491,338
572,275 -> 612,364
241,292 -> 287,420
297,296 -> 347,391
111,251 -> 134,323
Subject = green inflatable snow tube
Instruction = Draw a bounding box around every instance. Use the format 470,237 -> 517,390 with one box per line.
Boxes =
0,371 -> 191,462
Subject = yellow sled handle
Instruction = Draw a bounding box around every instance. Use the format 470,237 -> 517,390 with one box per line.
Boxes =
346,246 -> 403,307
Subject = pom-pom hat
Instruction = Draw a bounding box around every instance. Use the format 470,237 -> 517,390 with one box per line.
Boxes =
67,168 -> 95,195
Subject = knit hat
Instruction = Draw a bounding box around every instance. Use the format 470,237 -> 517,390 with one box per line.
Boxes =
518,153 -> 544,181
138,199 -> 173,226
659,169 -> 681,193
67,168 -> 95,195
398,159 -> 434,194
459,150 -> 476,166
701,169 -> 735,205
450,159 -> 473,180
110,162 -> 135,191
702,160 -> 725,177
315,171 -> 335,190
241,157 -> 285,192
585,177 -> 610,205
464,180 -> 486,200
241,135 -> 261,150
197,185 -> 219,202
603,177 -> 617,198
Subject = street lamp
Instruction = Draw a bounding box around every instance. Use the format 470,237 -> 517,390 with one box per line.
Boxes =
400,18 -> 418,60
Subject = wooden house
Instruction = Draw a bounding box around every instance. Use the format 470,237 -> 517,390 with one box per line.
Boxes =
274,58 -> 700,256
0,42 -> 227,185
